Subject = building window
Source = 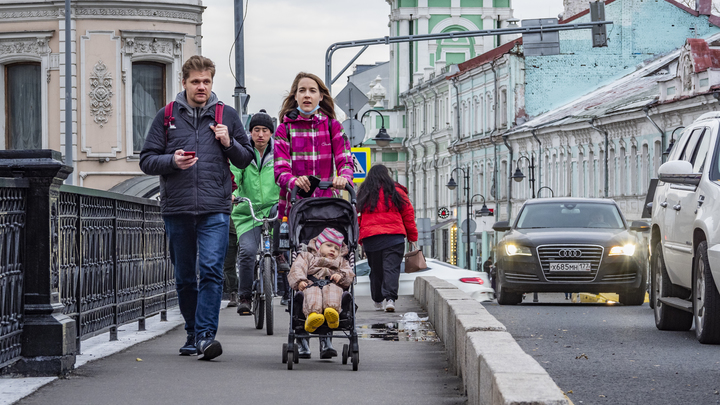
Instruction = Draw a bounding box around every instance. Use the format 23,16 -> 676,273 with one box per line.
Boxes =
132,62 -> 166,154
5,63 -> 41,150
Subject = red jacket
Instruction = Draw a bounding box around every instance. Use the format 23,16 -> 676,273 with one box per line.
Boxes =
358,184 -> 418,243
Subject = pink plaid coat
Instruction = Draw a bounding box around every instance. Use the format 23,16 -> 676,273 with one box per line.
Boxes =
274,112 -> 354,217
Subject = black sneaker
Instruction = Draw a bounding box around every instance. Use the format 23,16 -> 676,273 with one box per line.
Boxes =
196,333 -> 222,361
237,298 -> 252,315
179,334 -> 197,356
280,296 -> 289,306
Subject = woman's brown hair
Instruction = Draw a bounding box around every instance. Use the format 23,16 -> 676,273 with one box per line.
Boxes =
279,72 -> 336,121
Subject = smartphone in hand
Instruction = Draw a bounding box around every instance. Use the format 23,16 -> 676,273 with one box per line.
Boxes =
183,151 -> 196,158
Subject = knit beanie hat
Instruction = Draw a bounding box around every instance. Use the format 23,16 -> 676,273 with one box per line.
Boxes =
248,109 -> 275,133
316,228 -> 344,250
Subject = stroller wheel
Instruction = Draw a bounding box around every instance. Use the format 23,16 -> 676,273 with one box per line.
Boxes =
294,344 -> 300,364
287,350 -> 294,370
341,344 -> 349,365
282,343 -> 288,364
351,351 -> 359,371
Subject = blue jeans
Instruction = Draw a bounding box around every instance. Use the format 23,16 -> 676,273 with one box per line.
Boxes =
164,213 -> 230,339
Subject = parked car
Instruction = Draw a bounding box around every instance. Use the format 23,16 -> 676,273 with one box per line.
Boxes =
492,198 -> 650,306
354,257 -> 495,302
650,111 -> 720,344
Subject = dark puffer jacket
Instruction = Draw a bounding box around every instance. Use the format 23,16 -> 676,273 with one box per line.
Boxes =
139,91 -> 254,216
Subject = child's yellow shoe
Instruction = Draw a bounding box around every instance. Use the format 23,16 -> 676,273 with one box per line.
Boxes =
324,308 -> 340,329
305,312 -> 325,332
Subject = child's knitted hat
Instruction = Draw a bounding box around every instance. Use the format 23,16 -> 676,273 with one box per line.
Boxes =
316,228 -> 344,250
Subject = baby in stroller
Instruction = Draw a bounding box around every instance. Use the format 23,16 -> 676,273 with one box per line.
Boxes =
287,228 -> 355,332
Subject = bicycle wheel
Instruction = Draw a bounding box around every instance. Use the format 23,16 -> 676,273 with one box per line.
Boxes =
253,264 -> 264,330
263,256 -> 274,335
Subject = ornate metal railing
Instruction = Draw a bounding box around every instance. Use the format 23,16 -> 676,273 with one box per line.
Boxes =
58,185 -> 175,348
0,178 -> 28,370
0,150 -> 176,376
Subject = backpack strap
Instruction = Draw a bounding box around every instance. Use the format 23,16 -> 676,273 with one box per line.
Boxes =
163,101 -> 176,144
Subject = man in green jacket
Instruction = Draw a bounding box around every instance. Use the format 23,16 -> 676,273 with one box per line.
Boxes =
230,110 -> 281,315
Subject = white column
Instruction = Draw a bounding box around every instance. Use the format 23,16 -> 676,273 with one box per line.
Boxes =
389,15 -> 399,108
399,19 -> 410,95
483,17 -> 495,52
417,16 -> 430,70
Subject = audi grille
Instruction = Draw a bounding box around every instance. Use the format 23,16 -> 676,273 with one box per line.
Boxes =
536,244 -> 604,282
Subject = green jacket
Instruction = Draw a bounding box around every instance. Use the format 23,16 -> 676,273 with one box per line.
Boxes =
231,139 -> 280,237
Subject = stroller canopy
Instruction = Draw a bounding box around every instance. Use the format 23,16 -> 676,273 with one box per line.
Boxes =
288,196 -> 358,250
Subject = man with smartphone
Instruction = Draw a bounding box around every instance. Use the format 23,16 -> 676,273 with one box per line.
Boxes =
139,55 -> 254,361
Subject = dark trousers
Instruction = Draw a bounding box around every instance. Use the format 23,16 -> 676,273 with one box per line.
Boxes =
223,229 -> 238,294
237,226 -> 262,299
366,243 -> 405,302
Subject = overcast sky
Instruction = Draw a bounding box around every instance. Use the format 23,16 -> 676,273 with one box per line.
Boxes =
201,0 -> 564,118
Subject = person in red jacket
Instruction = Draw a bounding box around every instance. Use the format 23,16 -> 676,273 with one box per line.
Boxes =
357,164 -> 418,312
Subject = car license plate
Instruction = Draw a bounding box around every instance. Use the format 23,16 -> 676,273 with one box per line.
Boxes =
549,262 -> 590,272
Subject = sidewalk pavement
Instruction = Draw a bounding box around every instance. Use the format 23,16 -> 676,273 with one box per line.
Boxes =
3,295 -> 466,405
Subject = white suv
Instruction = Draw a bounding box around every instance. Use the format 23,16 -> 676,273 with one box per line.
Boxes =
650,112 -> 720,344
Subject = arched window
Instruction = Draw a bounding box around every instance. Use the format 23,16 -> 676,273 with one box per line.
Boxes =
589,151 -> 596,198
630,145 -> 637,195
499,88 -> 507,127
578,152 -> 585,197
641,143 -> 649,192
132,62 -> 166,153
5,62 -> 41,150
608,148 -> 616,197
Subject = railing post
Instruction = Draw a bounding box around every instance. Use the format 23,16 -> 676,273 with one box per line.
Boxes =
0,150 -> 77,376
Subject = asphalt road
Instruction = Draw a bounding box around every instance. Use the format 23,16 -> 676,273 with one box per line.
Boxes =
17,296 -> 464,405
484,294 -> 720,405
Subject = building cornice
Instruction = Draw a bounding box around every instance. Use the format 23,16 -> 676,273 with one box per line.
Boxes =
0,1 -> 203,23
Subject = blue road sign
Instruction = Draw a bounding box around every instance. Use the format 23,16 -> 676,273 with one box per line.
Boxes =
351,147 -> 370,183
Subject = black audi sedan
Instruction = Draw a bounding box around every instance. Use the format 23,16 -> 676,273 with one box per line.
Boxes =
492,198 -> 650,305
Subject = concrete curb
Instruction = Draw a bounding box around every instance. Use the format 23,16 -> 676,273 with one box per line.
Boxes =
414,276 -> 569,405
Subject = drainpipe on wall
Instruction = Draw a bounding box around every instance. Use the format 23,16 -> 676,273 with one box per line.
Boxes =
452,77 -> 462,256
488,129 -> 498,221
589,118 -> 609,198
406,98 -> 420,205
402,98 -> 414,191
430,88 -> 441,218
420,93 -> 429,219
502,133 -> 513,222
531,128 -> 542,192
643,106 -> 666,163
488,130 -> 499,250
491,60 -> 501,228
402,99 -> 410,186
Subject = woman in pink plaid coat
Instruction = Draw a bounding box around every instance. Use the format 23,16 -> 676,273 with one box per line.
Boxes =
274,72 -> 354,359
274,72 -> 354,218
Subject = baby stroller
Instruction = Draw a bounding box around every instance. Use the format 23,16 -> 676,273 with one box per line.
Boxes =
281,182 -> 360,371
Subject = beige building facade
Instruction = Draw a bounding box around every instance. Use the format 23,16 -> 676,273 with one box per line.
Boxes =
0,0 -> 204,189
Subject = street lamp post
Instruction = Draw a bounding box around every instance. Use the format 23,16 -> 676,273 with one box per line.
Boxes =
360,109 -> 392,147
470,194 -> 491,216
537,186 -> 555,198
512,154 -> 536,198
470,194 -> 491,270
447,167 -> 471,269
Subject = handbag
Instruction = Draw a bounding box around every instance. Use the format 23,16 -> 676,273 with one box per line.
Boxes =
404,242 -> 427,273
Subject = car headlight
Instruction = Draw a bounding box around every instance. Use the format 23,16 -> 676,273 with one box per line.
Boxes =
505,244 -> 533,256
608,244 -> 636,256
